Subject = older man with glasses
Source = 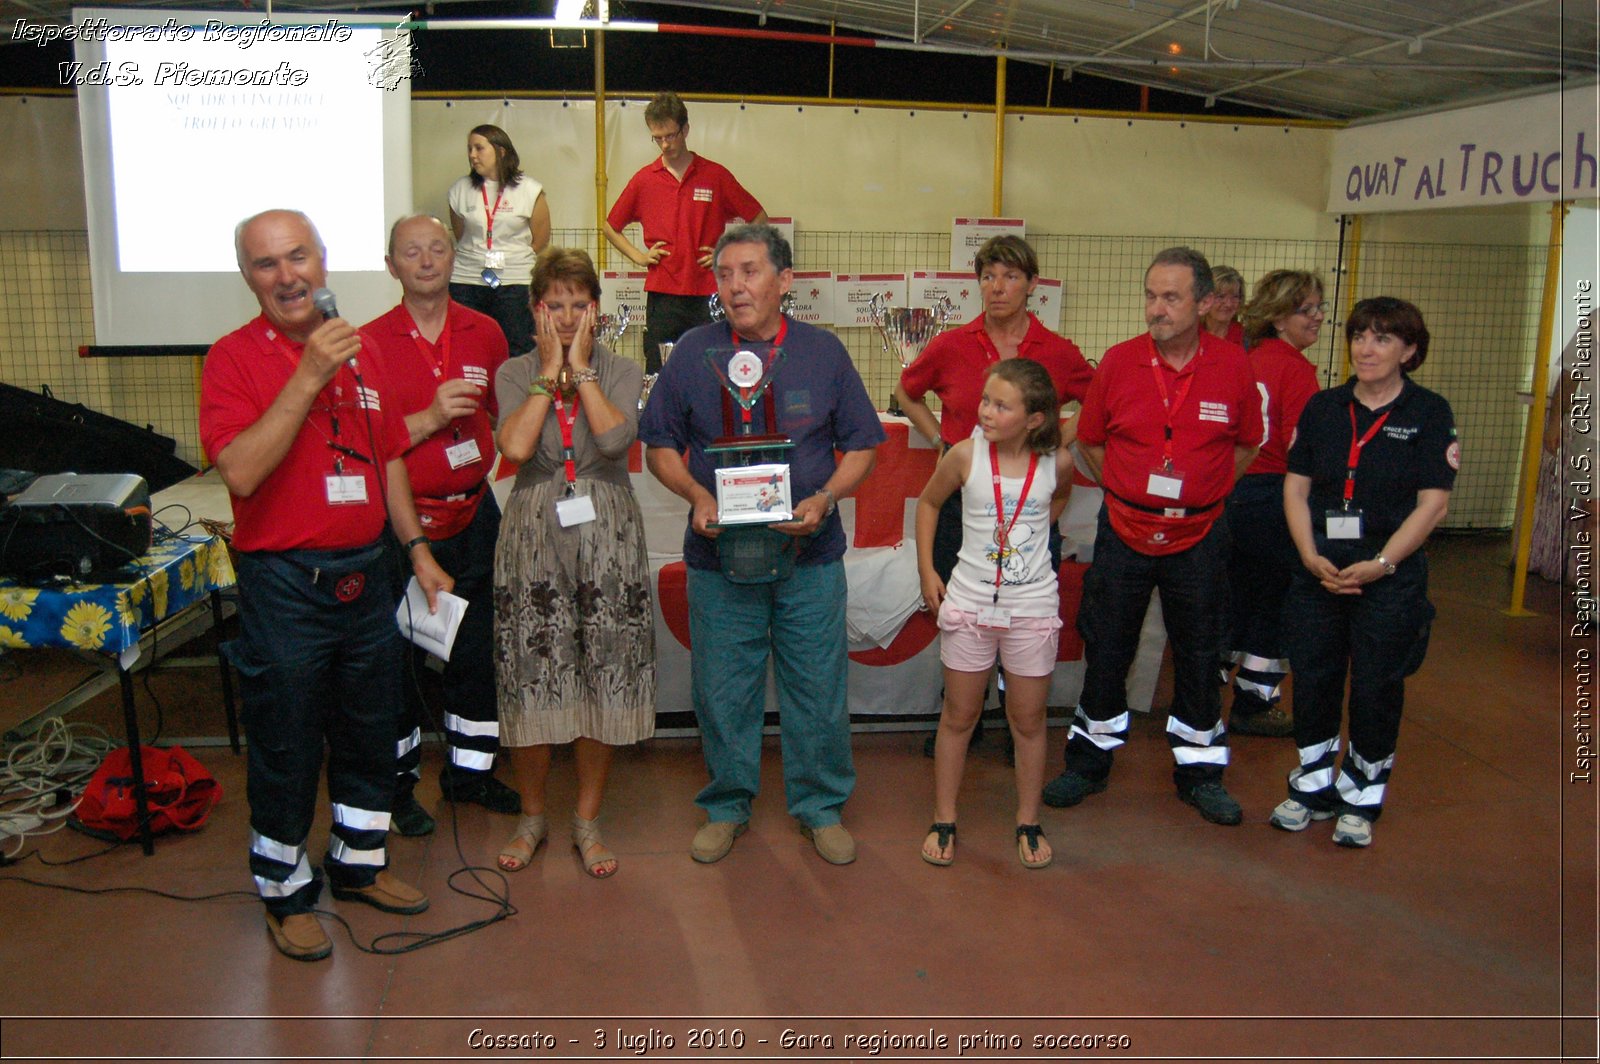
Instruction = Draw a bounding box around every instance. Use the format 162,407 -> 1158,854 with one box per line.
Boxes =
602,91 -> 768,374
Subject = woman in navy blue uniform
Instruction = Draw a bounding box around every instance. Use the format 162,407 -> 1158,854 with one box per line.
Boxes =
1272,297 -> 1458,848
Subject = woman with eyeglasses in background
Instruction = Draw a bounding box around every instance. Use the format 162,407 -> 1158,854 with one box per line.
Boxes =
1218,270 -> 1325,738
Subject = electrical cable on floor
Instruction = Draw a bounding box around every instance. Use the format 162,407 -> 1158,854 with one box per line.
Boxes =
0,515 -> 516,954
323,554 -> 516,956
0,717 -> 112,860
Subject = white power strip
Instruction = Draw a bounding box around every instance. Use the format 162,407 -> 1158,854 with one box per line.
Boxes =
0,813 -> 44,843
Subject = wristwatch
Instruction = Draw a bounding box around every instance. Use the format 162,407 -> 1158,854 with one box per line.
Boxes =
816,488 -> 837,518
1374,554 -> 1397,577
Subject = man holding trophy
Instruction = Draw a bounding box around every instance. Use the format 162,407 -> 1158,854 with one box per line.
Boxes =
640,224 -> 884,866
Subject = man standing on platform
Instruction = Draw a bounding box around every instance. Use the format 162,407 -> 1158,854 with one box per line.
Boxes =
364,214 -> 518,835
603,91 -> 767,374
1042,246 -> 1262,825
640,224 -> 884,866
201,209 -> 451,961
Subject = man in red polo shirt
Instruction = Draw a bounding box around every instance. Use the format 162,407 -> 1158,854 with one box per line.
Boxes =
1042,246 -> 1262,825
364,214 -> 517,836
200,209 -> 452,961
603,91 -> 766,374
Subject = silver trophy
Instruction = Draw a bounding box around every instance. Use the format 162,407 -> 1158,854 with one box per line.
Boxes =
596,304 -> 634,349
640,342 -> 674,412
708,292 -> 797,323
870,293 -> 956,414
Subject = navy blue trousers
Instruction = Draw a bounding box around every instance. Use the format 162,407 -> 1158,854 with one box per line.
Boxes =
229,543 -> 402,916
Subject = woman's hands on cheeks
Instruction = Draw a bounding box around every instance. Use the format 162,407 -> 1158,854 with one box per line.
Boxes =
534,303 -> 564,380
567,304 -> 597,372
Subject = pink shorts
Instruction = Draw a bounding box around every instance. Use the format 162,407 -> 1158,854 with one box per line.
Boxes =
937,600 -> 1062,677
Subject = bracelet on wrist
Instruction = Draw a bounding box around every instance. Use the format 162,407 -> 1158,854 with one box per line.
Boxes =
815,488 -> 837,517
570,368 -> 601,388
403,535 -> 430,555
1374,554 -> 1396,576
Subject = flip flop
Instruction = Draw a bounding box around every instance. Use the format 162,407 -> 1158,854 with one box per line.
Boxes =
921,821 -> 957,866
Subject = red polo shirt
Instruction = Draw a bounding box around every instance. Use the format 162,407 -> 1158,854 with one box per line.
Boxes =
1078,331 -> 1263,511
899,314 -> 1095,446
200,316 -> 409,553
1244,336 -> 1320,476
606,153 -> 764,297
362,301 -> 508,539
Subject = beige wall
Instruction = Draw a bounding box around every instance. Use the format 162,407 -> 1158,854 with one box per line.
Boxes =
408,98 -> 1341,240
0,93 -> 1549,527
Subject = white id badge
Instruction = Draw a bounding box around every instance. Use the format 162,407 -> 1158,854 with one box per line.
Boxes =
444,438 -> 483,469
1325,509 -> 1364,539
1146,469 -> 1185,500
325,475 -> 369,505
483,250 -> 506,270
556,494 -> 597,527
976,605 -> 1013,629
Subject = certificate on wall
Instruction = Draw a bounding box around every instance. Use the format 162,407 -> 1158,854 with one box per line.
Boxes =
950,217 -> 1026,271
911,270 -> 981,321
1032,277 -> 1065,332
787,271 -> 835,325
601,271 -> 648,320
834,273 -> 908,327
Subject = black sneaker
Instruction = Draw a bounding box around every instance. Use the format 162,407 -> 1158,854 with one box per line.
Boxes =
439,768 -> 522,815
391,788 -> 436,837
1041,770 -> 1108,808
922,716 -> 984,758
1178,781 -> 1243,825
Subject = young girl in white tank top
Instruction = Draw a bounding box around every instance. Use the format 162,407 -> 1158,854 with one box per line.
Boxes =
914,359 -> 1076,869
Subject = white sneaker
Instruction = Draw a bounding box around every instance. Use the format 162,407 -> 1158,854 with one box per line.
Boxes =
1269,798 -> 1335,832
1332,813 -> 1374,848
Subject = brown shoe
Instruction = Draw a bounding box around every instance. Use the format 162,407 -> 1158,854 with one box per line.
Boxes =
265,912 -> 332,962
328,870 -> 429,915
690,820 -> 747,864
801,822 -> 856,865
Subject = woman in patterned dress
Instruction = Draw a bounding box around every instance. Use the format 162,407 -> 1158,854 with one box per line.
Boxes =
492,248 -> 656,879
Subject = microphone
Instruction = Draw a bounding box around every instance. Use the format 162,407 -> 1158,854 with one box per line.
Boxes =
311,287 -> 360,376
311,286 -> 339,320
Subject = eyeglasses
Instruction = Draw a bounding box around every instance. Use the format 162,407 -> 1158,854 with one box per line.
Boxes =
1294,300 -> 1330,317
649,127 -> 684,146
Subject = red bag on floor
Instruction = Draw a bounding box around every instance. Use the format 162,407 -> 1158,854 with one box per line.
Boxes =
72,745 -> 221,842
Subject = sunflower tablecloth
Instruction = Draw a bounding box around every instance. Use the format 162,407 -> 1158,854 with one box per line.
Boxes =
0,535 -> 236,668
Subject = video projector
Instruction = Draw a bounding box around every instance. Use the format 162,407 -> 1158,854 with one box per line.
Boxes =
0,473 -> 153,583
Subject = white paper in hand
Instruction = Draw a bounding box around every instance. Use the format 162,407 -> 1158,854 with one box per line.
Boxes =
395,577 -> 468,662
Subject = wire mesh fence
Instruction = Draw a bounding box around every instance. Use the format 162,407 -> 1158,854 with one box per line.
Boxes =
0,227 -> 1546,529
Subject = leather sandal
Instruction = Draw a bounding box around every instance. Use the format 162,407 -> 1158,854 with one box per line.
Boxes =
1016,823 -> 1052,869
921,822 -> 957,866
572,814 -> 617,879
497,813 -> 548,872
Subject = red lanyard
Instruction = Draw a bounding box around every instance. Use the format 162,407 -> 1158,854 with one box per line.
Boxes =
1147,337 -> 1197,471
729,318 -> 789,427
263,324 -> 362,472
990,444 -> 1040,602
402,306 -> 452,381
554,392 -> 582,489
1344,403 -> 1392,506
264,325 -> 349,403
480,184 -> 505,251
